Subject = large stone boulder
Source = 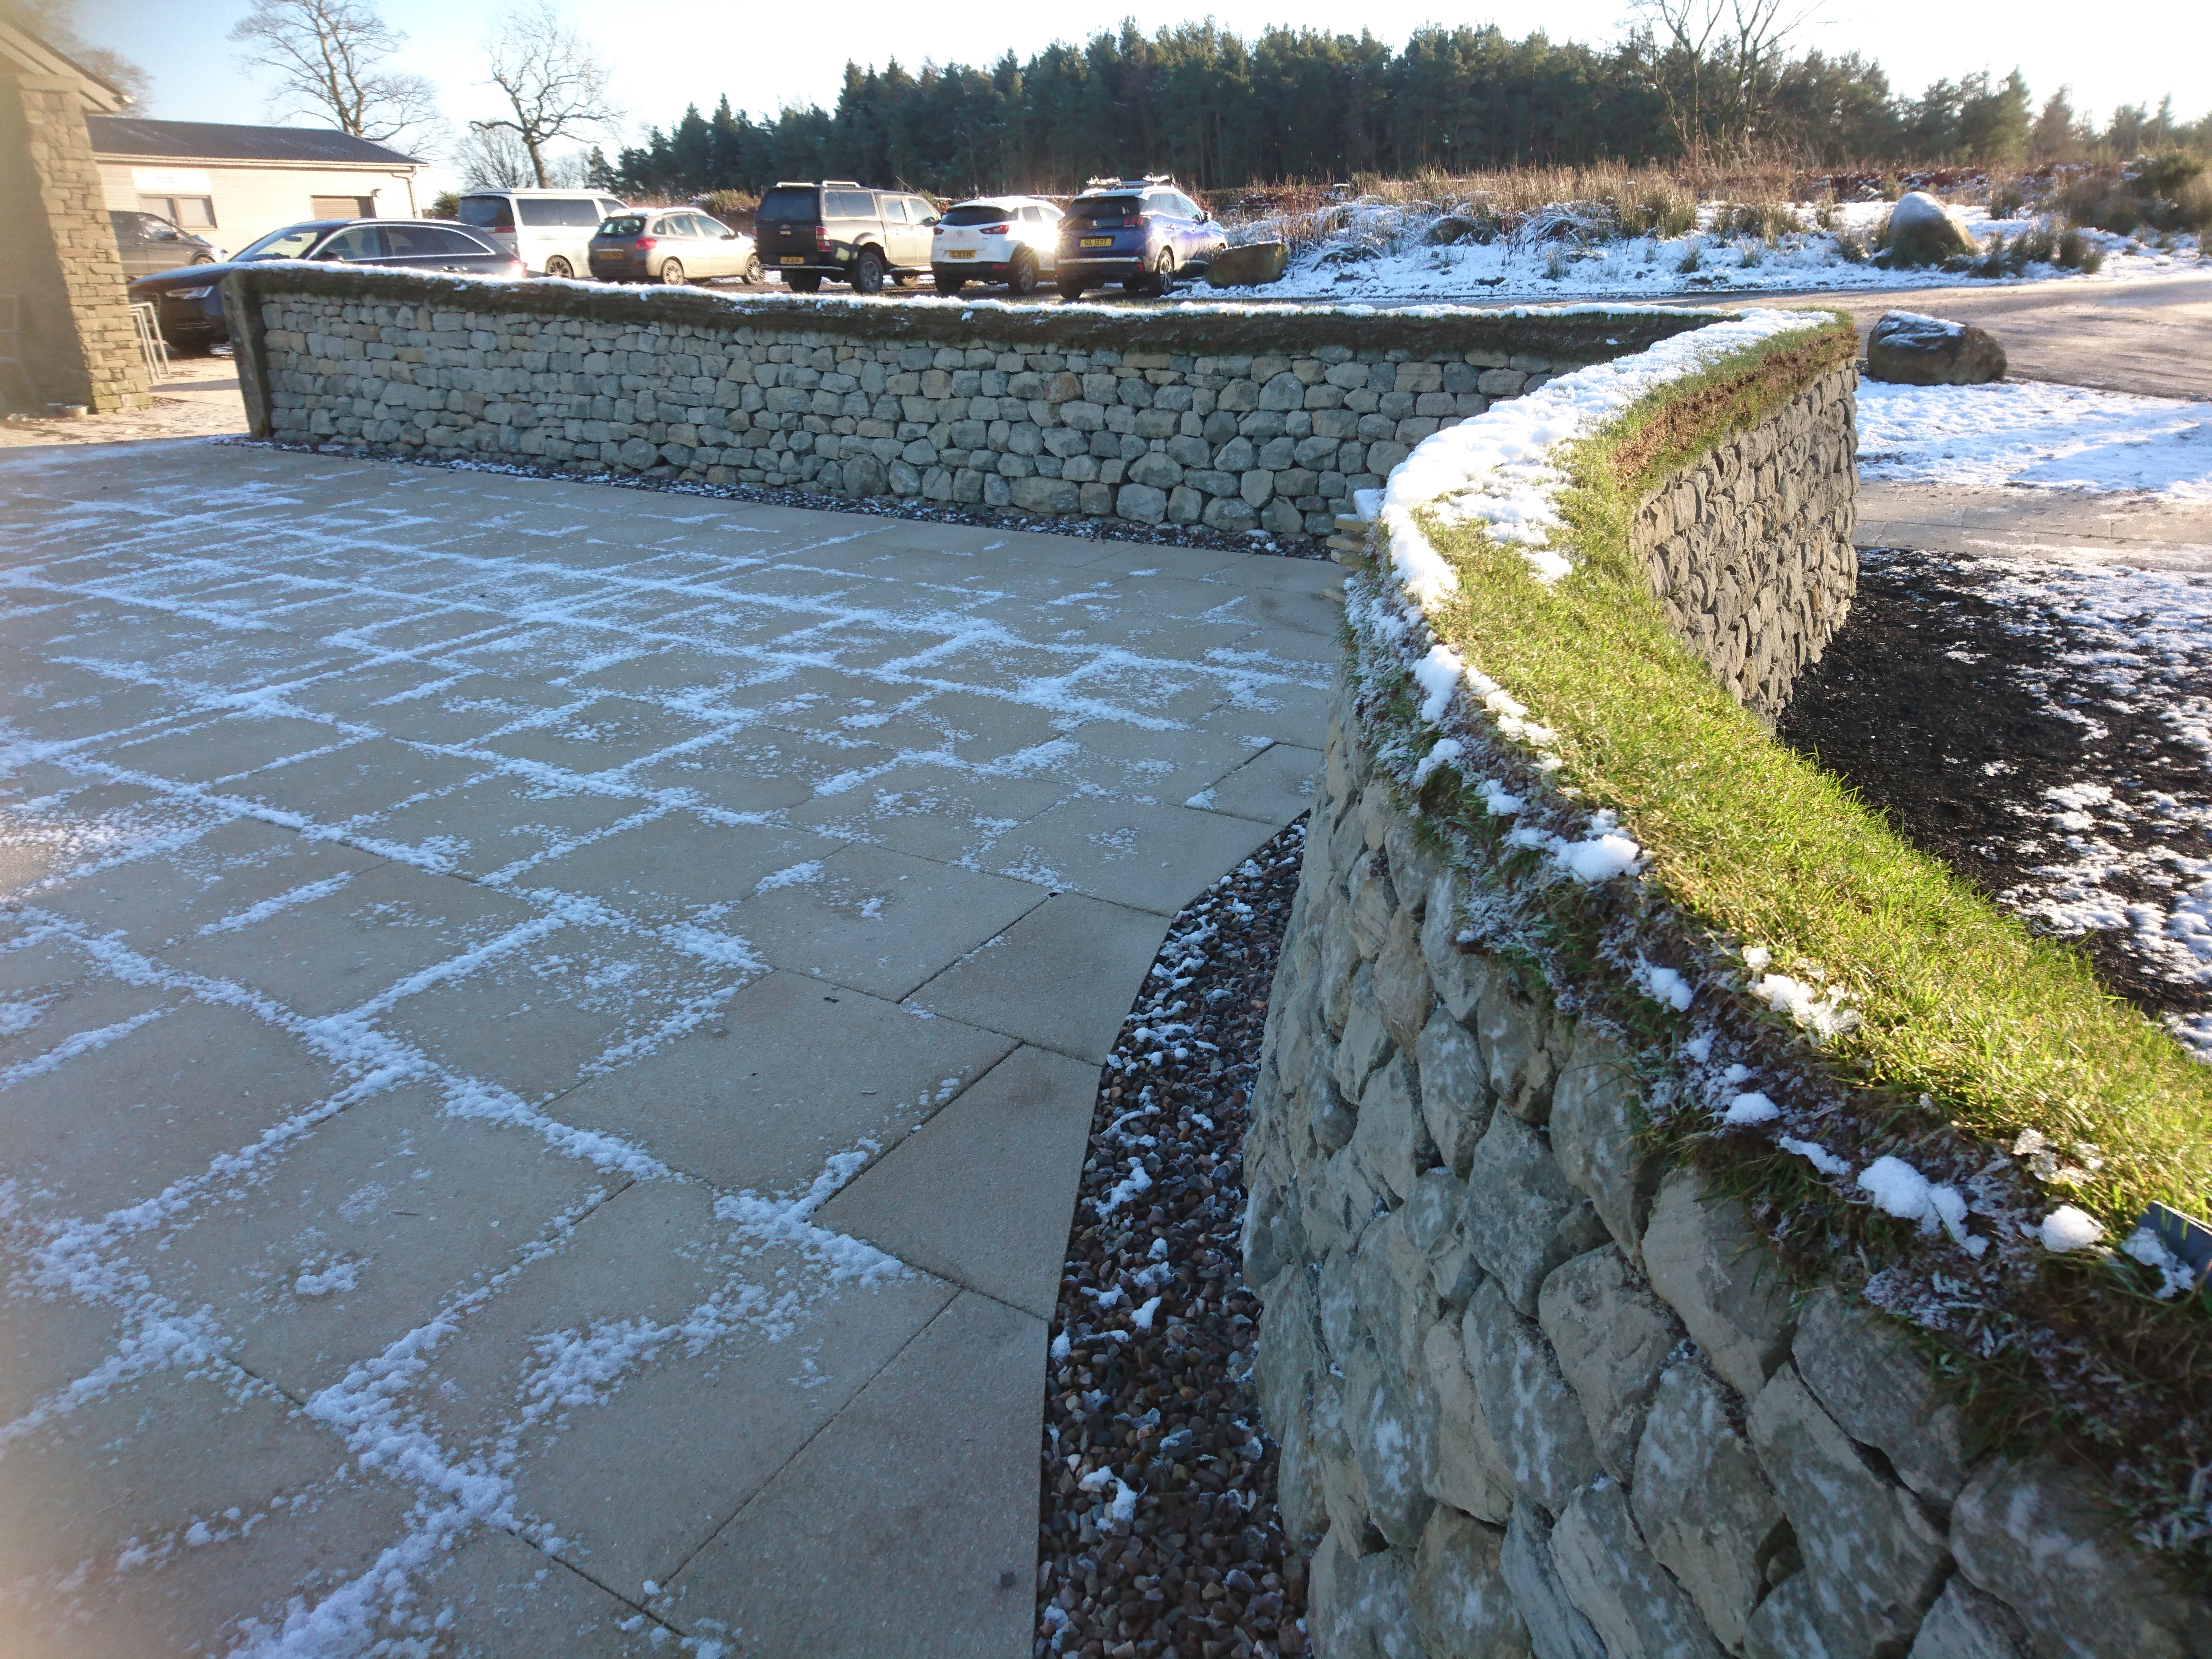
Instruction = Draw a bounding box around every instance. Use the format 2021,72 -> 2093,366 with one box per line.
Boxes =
1879,191 -> 1982,265
1205,240 -> 1289,287
1865,311 -> 2008,385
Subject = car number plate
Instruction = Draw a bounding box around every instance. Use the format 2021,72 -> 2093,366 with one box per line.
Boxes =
780,255 -> 805,265
947,248 -> 976,259
1079,237 -> 1112,248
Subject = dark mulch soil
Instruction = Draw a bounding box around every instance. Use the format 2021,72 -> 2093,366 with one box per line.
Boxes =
1777,546 -> 2212,1031
1036,820 -> 1309,1659
234,439 -> 1330,561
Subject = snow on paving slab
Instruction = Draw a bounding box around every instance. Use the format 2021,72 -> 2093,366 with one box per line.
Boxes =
0,442 -> 1335,1650
1858,379 -> 2212,499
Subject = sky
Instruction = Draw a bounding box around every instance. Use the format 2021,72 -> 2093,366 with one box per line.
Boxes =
75,0 -> 2212,184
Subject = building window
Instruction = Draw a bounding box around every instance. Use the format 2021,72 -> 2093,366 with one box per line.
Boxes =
138,194 -> 216,227
311,196 -> 376,220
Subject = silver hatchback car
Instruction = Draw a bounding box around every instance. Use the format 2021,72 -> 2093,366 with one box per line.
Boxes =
587,209 -> 763,285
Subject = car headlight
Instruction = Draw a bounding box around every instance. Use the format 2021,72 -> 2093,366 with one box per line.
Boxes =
174,286 -> 214,299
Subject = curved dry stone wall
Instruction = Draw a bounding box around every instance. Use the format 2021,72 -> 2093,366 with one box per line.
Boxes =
1629,366 -> 1858,718
224,268 -> 1711,541
1243,327 -> 2210,1659
1244,680 -> 2210,1659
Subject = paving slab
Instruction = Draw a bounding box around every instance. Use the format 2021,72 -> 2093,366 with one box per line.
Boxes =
0,440 -> 1334,1652
908,892 -> 1170,1062
547,969 -> 1017,1191
663,1290 -> 1046,1659
816,1043 -> 1102,1317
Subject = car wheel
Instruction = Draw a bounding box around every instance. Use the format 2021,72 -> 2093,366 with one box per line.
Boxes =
892,271 -> 919,288
1058,279 -> 1086,301
850,248 -> 886,294
743,254 -> 763,284
934,268 -> 965,296
545,256 -> 573,279
658,259 -> 687,285
785,271 -> 822,293
1147,250 -> 1177,297
190,254 -> 216,266
1006,247 -> 1039,296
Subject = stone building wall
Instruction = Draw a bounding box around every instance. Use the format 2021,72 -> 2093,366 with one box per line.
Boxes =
1243,676 -> 2209,1659
229,268 -> 1716,541
1628,366 -> 1858,718
0,62 -> 150,413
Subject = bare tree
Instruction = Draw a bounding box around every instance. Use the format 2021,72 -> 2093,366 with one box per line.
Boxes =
472,2 -> 618,189
229,0 -> 443,150
456,123 -> 536,189
1627,0 -> 1814,159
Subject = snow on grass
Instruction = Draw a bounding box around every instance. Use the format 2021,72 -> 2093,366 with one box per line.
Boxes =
1858,379 -> 2212,499
1236,195 -> 2200,305
1380,306 -> 1829,598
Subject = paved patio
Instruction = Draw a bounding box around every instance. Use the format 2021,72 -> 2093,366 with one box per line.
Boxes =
0,442 -> 1338,1657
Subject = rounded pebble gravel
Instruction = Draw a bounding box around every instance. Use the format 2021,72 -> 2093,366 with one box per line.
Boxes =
1035,819 -> 1308,1659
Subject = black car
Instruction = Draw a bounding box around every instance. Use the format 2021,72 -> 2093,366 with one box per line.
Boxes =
128,218 -> 526,351
109,210 -> 222,279
753,181 -> 940,294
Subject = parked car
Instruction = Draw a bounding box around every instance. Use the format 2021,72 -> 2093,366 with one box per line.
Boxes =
109,210 -> 224,279
930,196 -> 1063,295
456,188 -> 630,277
127,218 -> 525,351
1056,176 -> 1227,300
587,209 -> 761,285
753,181 -> 939,294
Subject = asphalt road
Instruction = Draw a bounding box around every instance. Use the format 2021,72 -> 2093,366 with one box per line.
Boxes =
1671,273 -> 2212,402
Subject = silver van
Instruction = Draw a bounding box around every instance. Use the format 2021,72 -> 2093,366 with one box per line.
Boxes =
456,189 -> 629,278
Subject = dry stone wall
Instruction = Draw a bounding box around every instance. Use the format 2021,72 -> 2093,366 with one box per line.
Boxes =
1629,366 -> 1858,718
227,268 -> 1713,541
1243,676 -> 2210,1659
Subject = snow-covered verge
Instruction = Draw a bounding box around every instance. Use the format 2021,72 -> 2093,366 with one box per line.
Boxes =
1857,379 -> 2212,499
1323,307 -> 2212,1576
1232,195 -> 2202,304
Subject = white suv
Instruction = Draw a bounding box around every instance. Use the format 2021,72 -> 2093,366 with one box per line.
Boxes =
931,197 -> 1063,296
456,189 -> 629,277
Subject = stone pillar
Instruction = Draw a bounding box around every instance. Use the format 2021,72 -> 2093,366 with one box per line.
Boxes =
0,60 -> 150,412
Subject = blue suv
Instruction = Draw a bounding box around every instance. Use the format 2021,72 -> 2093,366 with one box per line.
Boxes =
1056,176 -> 1227,300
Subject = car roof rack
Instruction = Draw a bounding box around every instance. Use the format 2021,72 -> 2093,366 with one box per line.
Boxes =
1083,174 -> 1176,191
823,180 -> 864,188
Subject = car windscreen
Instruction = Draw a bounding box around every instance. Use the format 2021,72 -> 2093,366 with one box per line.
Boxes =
236,224 -> 326,260
756,188 -> 818,223
941,204 -> 1013,227
1066,196 -> 1141,226
456,196 -> 516,230
599,216 -> 646,237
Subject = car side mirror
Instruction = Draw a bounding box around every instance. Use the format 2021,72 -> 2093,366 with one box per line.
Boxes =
923,216 -> 940,226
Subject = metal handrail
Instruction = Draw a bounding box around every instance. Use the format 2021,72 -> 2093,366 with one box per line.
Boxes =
130,301 -> 171,383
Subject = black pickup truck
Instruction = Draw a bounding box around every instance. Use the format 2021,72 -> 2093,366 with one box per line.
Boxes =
754,181 -> 941,294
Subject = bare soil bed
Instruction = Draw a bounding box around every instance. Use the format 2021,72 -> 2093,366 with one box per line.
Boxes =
1036,822 -> 1309,1659
1778,546 -> 2212,1054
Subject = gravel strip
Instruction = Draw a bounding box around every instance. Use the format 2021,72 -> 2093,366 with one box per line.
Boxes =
232,439 -> 1330,561
1036,820 -> 1309,1659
